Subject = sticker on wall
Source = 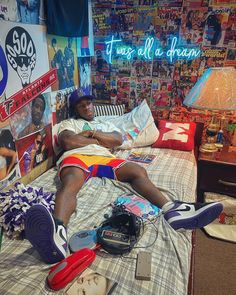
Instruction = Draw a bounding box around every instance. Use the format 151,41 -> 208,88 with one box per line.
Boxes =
0,20 -> 50,99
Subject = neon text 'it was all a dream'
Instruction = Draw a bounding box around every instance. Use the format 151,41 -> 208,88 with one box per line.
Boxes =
105,36 -> 201,64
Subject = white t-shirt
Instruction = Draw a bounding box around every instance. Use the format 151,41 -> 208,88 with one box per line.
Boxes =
57,117 -> 120,164
0,155 -> 7,169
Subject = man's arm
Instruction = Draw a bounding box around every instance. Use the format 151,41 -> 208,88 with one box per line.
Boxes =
58,129 -> 122,151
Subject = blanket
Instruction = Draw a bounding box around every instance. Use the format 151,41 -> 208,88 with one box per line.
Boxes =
0,147 -> 197,295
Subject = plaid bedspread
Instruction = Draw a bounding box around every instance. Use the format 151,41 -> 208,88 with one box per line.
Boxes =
0,147 -> 197,295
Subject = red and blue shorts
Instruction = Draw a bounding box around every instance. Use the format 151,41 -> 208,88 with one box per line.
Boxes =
58,154 -> 127,181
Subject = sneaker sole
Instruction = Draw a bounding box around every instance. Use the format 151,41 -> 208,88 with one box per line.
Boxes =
24,205 -> 66,264
167,203 -> 223,230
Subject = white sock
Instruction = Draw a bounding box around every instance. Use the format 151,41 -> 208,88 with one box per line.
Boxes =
162,201 -> 175,213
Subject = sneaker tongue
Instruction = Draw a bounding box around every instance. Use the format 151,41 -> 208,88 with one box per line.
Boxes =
54,217 -> 65,226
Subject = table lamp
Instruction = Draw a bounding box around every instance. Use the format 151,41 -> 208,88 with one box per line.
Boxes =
183,67 -> 236,153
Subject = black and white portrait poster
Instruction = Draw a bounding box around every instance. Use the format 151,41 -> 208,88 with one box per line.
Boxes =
0,20 -> 50,99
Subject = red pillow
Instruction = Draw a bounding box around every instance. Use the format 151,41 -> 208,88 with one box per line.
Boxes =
152,120 -> 196,151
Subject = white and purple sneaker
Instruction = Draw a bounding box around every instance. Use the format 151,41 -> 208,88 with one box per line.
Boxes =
24,204 -> 68,264
163,201 -> 223,230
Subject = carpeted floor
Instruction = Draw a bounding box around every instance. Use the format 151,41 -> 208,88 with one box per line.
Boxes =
194,229 -> 236,295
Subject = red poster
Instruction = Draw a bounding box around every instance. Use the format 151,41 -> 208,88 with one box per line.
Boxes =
0,69 -> 57,122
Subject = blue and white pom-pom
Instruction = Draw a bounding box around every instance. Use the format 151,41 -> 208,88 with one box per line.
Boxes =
0,182 -> 55,239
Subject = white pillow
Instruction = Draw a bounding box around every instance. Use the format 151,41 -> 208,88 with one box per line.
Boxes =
107,100 -> 159,149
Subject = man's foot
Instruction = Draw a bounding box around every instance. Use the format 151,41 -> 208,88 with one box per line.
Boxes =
163,201 -> 223,230
24,204 -> 68,264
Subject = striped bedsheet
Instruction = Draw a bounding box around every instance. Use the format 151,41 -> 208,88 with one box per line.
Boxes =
0,146 -> 197,295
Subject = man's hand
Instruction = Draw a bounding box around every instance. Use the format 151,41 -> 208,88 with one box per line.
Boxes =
79,130 -> 93,138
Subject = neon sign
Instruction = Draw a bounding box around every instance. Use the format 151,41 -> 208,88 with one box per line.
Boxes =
105,36 -> 201,64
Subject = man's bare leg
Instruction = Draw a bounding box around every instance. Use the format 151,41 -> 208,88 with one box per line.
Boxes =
115,162 -> 223,231
115,162 -> 168,208
54,166 -> 86,226
24,166 -> 86,264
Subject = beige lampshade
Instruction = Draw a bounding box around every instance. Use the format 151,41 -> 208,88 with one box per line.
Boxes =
183,67 -> 236,110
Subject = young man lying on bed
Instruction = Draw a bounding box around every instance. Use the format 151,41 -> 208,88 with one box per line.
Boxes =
24,89 -> 223,264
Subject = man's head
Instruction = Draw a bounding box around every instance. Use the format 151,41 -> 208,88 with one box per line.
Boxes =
31,95 -> 46,126
69,89 -> 95,121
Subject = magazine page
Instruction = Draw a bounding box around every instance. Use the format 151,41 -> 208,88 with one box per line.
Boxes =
64,268 -> 117,295
127,152 -> 156,164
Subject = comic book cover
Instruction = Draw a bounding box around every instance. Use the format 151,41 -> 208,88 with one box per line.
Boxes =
156,7 -> 182,35
175,80 -> 195,100
224,48 -> 236,66
64,268 -> 118,295
131,60 -> 152,77
93,42 -> 110,73
180,6 -> 208,45
15,124 -> 53,177
112,8 -> 134,32
117,59 -> 131,77
151,79 -> 172,109
136,78 -> 152,105
133,6 -> 158,36
92,8 -> 111,37
157,0 -> 183,7
203,7 -> 231,47
180,59 -> 201,84
117,77 -> 130,106
92,74 -> 111,103
223,8 -> 236,47
152,60 -> 174,79
0,124 -> 20,191
199,47 -> 227,73
127,152 -> 156,164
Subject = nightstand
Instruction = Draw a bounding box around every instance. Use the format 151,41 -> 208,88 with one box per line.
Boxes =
197,146 -> 236,202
